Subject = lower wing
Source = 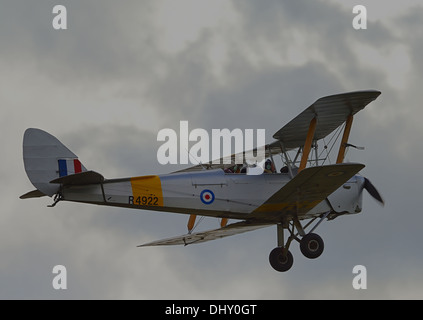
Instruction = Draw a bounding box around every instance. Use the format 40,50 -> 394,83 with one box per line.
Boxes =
139,163 -> 364,246
138,221 -> 272,247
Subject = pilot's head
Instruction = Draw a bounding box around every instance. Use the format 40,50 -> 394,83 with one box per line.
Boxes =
265,159 -> 272,171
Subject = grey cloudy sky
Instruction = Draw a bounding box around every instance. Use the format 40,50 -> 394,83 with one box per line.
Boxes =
1,0 -> 422,299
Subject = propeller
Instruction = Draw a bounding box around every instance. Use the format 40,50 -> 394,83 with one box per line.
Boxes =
362,177 -> 384,206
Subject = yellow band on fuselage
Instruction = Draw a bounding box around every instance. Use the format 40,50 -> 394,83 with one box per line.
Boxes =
130,175 -> 163,207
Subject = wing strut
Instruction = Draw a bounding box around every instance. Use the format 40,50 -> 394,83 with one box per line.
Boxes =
220,218 -> 228,227
187,214 -> 197,233
188,215 -> 228,232
336,114 -> 354,164
298,117 -> 317,172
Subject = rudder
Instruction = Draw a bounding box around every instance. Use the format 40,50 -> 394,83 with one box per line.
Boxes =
22,128 -> 87,197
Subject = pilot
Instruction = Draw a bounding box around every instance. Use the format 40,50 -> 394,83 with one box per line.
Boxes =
264,159 -> 276,173
233,164 -> 242,173
280,166 -> 289,174
224,167 -> 233,173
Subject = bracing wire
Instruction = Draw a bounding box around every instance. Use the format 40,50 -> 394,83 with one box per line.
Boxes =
318,123 -> 345,165
191,215 -> 205,233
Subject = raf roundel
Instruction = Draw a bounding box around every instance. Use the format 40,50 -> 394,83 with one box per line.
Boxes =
200,189 -> 215,205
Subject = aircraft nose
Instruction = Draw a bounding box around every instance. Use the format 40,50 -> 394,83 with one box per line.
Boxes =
356,175 -> 365,189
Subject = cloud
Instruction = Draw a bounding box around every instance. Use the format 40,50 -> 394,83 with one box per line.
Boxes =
1,0 -> 423,299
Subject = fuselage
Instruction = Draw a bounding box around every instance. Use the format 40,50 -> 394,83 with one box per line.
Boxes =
61,169 -> 364,222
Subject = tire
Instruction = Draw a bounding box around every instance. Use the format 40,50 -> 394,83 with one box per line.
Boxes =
300,233 -> 324,259
269,247 -> 294,272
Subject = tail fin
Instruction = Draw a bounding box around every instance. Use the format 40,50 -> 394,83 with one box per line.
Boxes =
22,128 -> 87,197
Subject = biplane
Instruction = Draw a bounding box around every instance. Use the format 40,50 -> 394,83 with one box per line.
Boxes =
20,90 -> 384,272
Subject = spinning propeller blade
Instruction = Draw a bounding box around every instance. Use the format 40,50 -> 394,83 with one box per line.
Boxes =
363,177 -> 384,206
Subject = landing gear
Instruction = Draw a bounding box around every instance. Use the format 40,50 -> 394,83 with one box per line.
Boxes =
48,192 -> 63,207
269,223 -> 296,272
269,212 -> 330,272
300,233 -> 324,259
269,247 -> 293,272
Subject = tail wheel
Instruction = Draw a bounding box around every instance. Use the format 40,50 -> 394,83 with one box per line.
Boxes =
269,247 -> 294,272
300,233 -> 324,259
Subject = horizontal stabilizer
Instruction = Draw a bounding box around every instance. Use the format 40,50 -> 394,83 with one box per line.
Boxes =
138,221 -> 272,247
20,189 -> 47,199
50,170 -> 104,186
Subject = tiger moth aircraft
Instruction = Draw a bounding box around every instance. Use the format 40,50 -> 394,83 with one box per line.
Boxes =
21,90 -> 384,272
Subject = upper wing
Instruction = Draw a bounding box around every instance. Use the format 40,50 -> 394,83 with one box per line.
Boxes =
172,90 -> 380,174
272,90 -> 381,150
138,221 -> 272,246
251,163 -> 365,219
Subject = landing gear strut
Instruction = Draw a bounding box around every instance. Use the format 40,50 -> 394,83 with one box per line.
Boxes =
48,192 -> 63,207
269,212 -> 330,272
300,233 -> 324,259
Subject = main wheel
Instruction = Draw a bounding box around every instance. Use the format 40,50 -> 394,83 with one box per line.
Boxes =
300,233 -> 324,259
269,247 -> 294,272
